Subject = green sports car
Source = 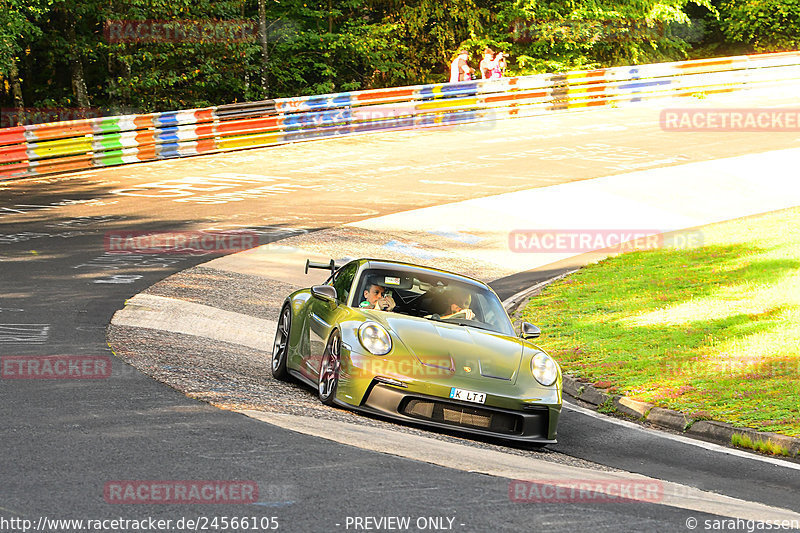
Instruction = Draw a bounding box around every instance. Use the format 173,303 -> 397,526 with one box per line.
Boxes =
271,258 -> 562,444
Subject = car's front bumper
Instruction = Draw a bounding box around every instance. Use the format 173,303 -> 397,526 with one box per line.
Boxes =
350,382 -> 560,443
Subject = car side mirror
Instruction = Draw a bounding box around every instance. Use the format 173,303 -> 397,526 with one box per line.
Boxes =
311,285 -> 337,303
520,322 -> 540,339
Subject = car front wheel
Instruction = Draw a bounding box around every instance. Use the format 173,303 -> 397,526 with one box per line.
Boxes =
318,331 -> 341,406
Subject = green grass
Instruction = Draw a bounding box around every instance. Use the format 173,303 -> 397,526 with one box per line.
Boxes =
597,397 -> 618,415
517,207 -> 800,438
731,433 -> 792,457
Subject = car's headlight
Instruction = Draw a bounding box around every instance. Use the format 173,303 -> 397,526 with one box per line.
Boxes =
531,352 -> 558,386
358,322 -> 392,356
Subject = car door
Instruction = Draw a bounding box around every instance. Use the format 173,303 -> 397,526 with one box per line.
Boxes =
304,262 -> 358,381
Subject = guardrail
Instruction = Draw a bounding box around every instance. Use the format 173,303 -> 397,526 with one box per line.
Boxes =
2,50 -> 799,181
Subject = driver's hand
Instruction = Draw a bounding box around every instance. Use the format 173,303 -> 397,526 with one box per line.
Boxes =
447,308 -> 475,320
377,295 -> 396,311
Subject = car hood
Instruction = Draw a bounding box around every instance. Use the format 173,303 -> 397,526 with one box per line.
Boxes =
379,314 -> 524,382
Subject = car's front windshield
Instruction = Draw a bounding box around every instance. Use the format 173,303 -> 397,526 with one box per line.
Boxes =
353,268 -> 515,336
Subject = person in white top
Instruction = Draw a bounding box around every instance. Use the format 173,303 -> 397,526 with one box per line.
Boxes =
449,49 -> 474,83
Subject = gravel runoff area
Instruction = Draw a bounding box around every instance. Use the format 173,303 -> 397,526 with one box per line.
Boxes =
107,265 -> 618,473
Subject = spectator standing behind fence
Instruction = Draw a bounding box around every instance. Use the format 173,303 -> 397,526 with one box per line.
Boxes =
480,47 -> 507,79
492,51 -> 507,79
449,49 -> 474,83
479,47 -> 496,79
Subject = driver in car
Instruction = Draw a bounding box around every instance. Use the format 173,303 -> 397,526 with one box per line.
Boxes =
440,287 -> 475,320
359,281 -> 396,311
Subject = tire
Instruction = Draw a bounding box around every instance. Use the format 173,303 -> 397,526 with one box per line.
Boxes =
271,305 -> 292,380
318,331 -> 341,406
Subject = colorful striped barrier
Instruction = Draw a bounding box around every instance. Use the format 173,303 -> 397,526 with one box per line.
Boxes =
2,50 -> 799,181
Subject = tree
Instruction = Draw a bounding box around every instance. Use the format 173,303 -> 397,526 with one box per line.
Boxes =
718,0 -> 800,52
373,0 -> 499,85
494,0 -> 713,73
259,0 -> 404,96
0,0 -> 50,109
101,0 -> 260,112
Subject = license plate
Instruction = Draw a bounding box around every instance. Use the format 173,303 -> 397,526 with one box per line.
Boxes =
449,387 -> 486,404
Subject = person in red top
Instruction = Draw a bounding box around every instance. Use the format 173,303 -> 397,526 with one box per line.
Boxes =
449,49 -> 474,83
479,47 -> 496,79
492,51 -> 507,79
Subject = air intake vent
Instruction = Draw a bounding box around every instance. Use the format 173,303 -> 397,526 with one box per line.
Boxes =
402,398 -> 522,434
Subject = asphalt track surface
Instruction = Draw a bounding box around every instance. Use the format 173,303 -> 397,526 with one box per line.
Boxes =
2,92 -> 800,532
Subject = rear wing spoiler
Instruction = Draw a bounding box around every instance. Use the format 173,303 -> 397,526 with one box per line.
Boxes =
305,259 -> 340,277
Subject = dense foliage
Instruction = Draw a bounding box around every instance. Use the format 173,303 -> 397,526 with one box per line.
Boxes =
0,0 -> 797,118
